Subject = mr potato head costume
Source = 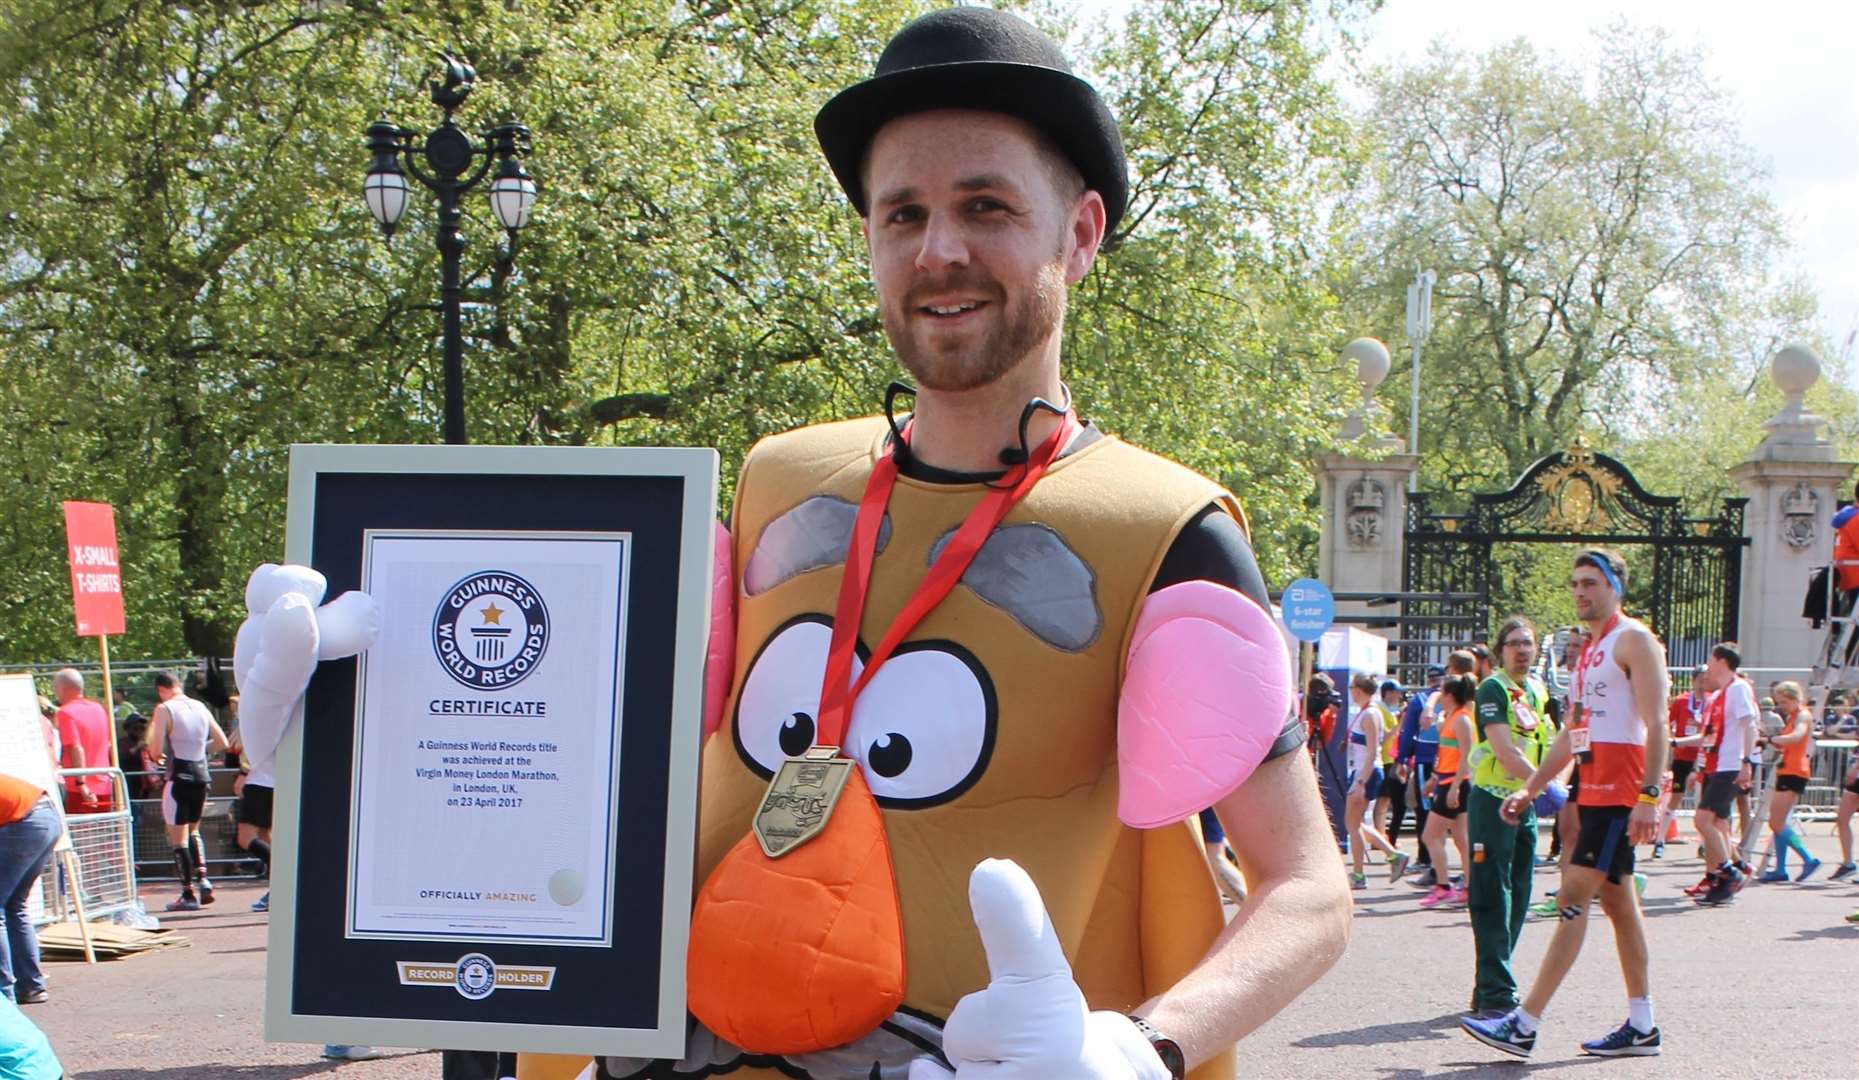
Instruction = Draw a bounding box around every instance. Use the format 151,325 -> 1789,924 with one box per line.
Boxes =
519,9 -> 1303,1080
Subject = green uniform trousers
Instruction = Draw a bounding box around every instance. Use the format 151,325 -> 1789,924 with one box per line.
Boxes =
1467,786 -> 1537,1011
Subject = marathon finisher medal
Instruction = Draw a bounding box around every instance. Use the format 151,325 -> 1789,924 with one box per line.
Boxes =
752,746 -> 854,858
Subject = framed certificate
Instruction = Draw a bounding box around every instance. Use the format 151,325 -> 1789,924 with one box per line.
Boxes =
265,444 -> 716,1057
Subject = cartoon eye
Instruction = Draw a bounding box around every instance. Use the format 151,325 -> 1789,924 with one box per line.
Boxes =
733,615 -> 862,778
845,640 -> 997,808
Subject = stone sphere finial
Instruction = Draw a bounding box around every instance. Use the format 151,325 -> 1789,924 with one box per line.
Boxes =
1341,337 -> 1391,392
1771,344 -> 1821,397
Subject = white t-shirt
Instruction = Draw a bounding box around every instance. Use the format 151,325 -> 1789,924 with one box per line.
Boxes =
1716,678 -> 1758,769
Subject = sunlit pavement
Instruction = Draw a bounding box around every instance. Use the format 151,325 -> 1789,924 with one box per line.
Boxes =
35,832 -> 1859,1078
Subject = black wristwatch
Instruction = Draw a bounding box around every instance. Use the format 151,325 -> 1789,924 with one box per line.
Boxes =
1127,1015 -> 1186,1079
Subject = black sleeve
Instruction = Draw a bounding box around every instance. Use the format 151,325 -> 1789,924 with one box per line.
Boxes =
1148,503 -> 1305,761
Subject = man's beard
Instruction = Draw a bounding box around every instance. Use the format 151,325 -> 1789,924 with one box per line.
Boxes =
882,262 -> 1067,393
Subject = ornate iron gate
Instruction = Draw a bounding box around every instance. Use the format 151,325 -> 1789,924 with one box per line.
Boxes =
1401,441 -> 1747,674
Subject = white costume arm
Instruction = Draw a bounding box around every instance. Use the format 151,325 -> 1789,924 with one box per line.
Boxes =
232,563 -> 381,773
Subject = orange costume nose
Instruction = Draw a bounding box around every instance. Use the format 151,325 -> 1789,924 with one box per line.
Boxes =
687,767 -> 906,1054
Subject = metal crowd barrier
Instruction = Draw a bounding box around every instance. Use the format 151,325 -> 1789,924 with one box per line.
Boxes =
36,768 -> 138,926
122,767 -> 260,882
1796,739 -> 1856,822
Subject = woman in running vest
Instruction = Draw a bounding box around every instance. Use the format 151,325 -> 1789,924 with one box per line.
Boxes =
1347,673 -> 1406,889
1757,682 -> 1821,882
1419,674 -> 1476,908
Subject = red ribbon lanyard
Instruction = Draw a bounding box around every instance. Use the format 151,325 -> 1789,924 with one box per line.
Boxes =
814,412 -> 1079,749
1572,612 -> 1620,715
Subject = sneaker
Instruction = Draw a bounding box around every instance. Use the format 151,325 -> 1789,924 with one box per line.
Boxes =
18,988 -> 47,1005
197,880 -> 215,905
322,1046 -> 383,1061
1410,867 -> 1438,889
1632,872 -> 1646,898
1350,871 -> 1367,890
1796,857 -> 1823,882
1446,885 -> 1470,907
1828,862 -> 1857,881
251,892 -> 270,913
1529,896 -> 1560,917
1683,874 -> 1715,897
1727,868 -> 1748,895
1845,910 -> 1859,924
1696,878 -> 1737,906
165,893 -> 200,912
1651,841 -> 1664,859
1758,867 -> 1790,884
1419,885 -> 1453,909
1581,1020 -> 1661,1057
1389,852 -> 1412,882
1461,1012 -> 1535,1058
1737,860 -> 1755,878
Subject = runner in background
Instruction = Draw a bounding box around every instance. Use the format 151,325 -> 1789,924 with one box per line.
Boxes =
1833,750 -> 1858,881
1373,680 -> 1405,855
1346,674 -> 1406,889
1399,665 -> 1445,884
1680,644 -> 1757,906
1416,674 -> 1474,910
145,671 -> 230,911
1756,682 -> 1820,882
1658,682 -> 1707,860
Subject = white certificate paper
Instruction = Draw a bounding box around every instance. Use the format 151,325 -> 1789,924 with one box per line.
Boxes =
348,530 -> 629,946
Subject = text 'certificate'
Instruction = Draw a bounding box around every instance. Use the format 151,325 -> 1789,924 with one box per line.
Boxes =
348,530 -> 629,946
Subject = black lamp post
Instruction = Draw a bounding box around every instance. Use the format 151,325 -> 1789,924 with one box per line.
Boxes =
363,52 -> 538,445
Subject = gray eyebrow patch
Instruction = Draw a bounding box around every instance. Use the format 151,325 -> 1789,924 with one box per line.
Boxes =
744,495 -> 890,596
928,523 -> 1101,651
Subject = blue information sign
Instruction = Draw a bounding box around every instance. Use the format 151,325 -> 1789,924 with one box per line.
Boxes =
1281,578 -> 1335,642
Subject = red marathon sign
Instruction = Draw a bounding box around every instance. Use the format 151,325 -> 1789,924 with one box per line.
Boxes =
63,500 -> 125,637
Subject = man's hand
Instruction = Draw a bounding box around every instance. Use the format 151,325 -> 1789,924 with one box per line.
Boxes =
908,860 -> 1169,1080
1447,785 -> 1462,811
1628,801 -> 1658,844
1500,790 -> 1531,825
1737,765 -> 1752,791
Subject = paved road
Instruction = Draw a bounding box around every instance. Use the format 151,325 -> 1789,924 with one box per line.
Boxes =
31,833 -> 1859,1078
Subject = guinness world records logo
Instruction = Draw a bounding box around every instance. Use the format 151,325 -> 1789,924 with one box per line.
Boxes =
433,571 -> 550,690
454,952 -> 496,1000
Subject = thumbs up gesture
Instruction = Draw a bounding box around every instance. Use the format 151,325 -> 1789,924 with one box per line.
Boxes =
908,859 -> 1173,1080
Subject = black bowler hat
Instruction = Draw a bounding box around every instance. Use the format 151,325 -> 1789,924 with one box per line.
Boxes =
814,6 -> 1129,234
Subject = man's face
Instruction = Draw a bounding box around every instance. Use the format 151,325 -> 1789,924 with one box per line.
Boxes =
1569,563 -> 1617,622
862,110 -> 1102,392
1500,628 -> 1537,671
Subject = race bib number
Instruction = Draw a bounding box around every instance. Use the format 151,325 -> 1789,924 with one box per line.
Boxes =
1569,726 -> 1591,754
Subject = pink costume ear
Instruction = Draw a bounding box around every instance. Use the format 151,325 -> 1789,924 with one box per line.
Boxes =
1117,581 -> 1294,828
703,520 -> 737,739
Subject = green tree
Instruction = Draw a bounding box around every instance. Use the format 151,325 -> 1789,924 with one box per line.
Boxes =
1342,24 -> 1815,492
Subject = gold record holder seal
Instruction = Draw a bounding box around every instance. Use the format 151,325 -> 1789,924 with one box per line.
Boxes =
752,746 -> 853,857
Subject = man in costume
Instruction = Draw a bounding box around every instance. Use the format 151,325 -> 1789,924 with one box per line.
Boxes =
1462,549 -> 1670,1058
237,9 -> 1349,1079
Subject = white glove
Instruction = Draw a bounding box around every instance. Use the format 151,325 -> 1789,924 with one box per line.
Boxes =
908,859 -> 1172,1080
232,563 -> 381,770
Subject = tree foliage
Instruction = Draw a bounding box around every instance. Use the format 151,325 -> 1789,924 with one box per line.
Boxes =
1341,24 -> 1826,492
0,0 -> 1365,662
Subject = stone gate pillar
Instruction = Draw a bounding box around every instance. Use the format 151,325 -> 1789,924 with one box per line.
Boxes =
1316,338 -> 1419,627
1728,345 -> 1856,672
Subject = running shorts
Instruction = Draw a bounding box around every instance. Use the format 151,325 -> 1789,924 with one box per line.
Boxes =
1349,766 -> 1384,801
237,783 -> 274,829
1774,774 -> 1809,795
163,777 -> 209,826
1845,775 -> 1859,797
1428,779 -> 1469,820
1700,770 -> 1741,817
1570,804 -> 1636,884
1669,759 -> 1694,792
1197,806 -> 1225,845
